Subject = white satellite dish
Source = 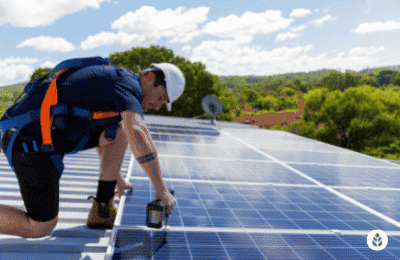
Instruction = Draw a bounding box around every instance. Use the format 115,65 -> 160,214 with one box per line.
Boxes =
186,94 -> 223,125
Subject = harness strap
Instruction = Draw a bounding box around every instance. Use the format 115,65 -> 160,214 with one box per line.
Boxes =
92,112 -> 119,119
39,68 -> 120,152
40,68 -> 67,152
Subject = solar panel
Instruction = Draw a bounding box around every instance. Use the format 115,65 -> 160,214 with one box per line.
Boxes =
2,113 -> 400,259
103,114 -> 400,259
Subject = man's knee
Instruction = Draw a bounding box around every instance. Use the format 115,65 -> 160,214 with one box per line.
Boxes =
28,216 -> 58,238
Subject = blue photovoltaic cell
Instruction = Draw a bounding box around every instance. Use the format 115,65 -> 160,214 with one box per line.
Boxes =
151,133 -> 216,144
120,180 -> 400,232
154,142 -> 269,160
336,189 -> 400,228
112,116 -> 400,259
148,123 -> 217,131
131,156 -> 312,184
112,229 -> 400,260
148,124 -> 220,136
220,128 -> 345,152
289,164 -> 400,188
262,149 -> 392,167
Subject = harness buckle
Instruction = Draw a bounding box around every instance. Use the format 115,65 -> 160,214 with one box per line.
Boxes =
41,144 -> 55,152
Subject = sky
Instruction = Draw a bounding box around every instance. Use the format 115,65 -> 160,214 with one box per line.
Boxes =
0,0 -> 400,87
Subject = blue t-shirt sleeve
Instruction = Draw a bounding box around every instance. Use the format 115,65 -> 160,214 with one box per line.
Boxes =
109,67 -> 144,118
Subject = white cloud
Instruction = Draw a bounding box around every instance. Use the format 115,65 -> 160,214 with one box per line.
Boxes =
0,0 -> 111,27
309,15 -> 336,27
290,8 -> 312,18
39,60 -> 59,69
201,10 -> 293,43
182,45 -> 192,52
169,31 -> 202,44
291,24 -> 307,32
81,6 -> 208,49
275,32 -> 300,43
17,36 -> 76,52
315,9 -> 319,14
0,57 -> 38,67
349,46 -> 385,56
0,64 -> 33,81
80,31 -> 155,50
352,20 -> 400,34
0,57 -> 39,82
190,41 -> 383,76
112,6 -> 208,42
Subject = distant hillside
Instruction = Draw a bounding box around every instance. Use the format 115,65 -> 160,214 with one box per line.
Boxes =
1,63 -> 400,95
0,81 -> 27,95
359,64 -> 400,73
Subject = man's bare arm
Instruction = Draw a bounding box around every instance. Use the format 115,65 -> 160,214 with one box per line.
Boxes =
121,111 -> 168,194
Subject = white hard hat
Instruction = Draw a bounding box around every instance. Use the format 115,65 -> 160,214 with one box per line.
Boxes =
148,63 -> 185,111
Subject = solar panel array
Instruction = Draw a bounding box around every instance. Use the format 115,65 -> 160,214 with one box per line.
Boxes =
105,115 -> 400,260
1,114 -> 400,259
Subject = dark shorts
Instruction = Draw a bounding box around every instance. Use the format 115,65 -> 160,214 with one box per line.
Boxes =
0,129 -> 64,222
11,150 -> 63,222
1,125 -> 105,222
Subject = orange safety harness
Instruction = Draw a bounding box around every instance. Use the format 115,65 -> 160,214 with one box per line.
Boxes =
0,56 -> 122,176
40,66 -> 119,151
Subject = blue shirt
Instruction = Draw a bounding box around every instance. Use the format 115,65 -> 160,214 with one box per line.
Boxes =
57,65 -> 144,118
4,65 -> 145,153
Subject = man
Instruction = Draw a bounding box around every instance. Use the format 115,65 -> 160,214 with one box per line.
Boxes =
0,61 -> 183,238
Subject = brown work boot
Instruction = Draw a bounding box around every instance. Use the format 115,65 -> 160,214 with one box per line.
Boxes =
86,195 -> 117,229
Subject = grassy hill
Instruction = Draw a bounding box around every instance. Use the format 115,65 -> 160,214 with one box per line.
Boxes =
0,81 -> 27,95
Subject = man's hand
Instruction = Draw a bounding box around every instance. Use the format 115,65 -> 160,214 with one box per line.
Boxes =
115,175 -> 133,198
155,189 -> 176,214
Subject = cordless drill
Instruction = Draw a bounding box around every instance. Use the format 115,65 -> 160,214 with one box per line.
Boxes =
146,189 -> 175,229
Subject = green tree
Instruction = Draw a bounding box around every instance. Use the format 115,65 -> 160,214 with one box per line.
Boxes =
243,88 -> 261,105
276,95 -> 297,111
314,85 -> 400,152
362,139 -> 400,160
293,78 -> 308,93
293,78 -> 302,88
30,67 -> 58,82
253,95 -> 278,111
300,85 -> 308,93
393,73 -> 400,86
110,45 -> 175,73
375,68 -> 399,87
110,45 -> 218,119
359,75 -> 379,88
302,87 -> 330,124
280,87 -> 296,97
286,120 -> 317,139
344,70 -> 359,89
321,70 -> 345,92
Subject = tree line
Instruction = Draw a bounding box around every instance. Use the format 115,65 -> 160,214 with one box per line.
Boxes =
2,45 -> 400,160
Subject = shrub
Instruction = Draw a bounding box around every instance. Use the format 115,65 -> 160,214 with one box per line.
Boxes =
313,84 -> 400,152
285,120 -> 317,139
375,68 -> 399,87
253,95 -> 279,111
302,87 -> 330,123
280,87 -> 296,97
242,89 -> 261,105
